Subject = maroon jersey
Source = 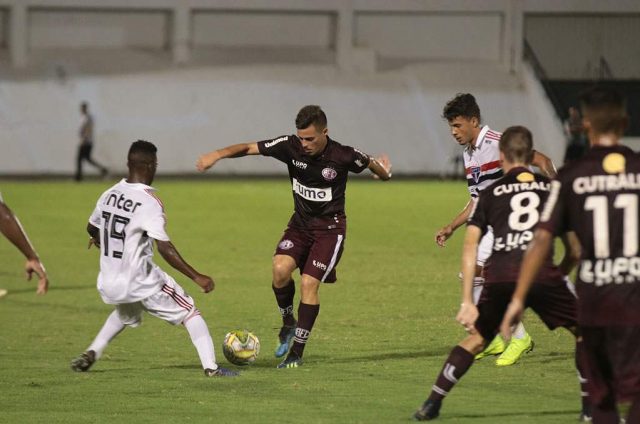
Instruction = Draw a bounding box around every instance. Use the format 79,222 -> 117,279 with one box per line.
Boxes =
257,135 -> 370,227
539,145 -> 640,326
468,167 -> 563,284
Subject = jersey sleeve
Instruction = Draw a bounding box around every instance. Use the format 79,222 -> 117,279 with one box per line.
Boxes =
88,193 -> 105,227
467,196 -> 488,235
257,135 -> 293,163
143,196 -> 170,242
538,178 -> 567,236
347,147 -> 371,173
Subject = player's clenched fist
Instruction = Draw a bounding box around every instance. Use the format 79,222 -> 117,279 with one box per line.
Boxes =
194,274 -> 214,293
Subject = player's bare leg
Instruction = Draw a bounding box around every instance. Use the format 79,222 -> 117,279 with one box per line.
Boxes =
277,274 -> 320,369
414,334 -> 485,420
272,255 -> 298,357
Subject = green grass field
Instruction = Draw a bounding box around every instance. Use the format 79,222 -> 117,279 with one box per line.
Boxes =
0,179 -> 580,423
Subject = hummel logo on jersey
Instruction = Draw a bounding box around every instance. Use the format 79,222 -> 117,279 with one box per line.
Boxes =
265,136 -> 287,148
292,159 -> 307,170
104,192 -> 142,213
292,178 -> 332,202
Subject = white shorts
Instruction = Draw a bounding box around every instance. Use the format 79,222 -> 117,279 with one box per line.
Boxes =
115,277 -> 200,327
476,227 -> 494,267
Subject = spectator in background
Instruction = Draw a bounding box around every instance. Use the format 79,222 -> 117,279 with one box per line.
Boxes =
563,106 -> 587,164
75,102 -> 109,181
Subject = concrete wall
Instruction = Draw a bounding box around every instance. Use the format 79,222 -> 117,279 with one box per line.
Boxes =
29,9 -> 169,49
355,12 -> 502,61
192,11 -> 335,48
525,14 -> 640,79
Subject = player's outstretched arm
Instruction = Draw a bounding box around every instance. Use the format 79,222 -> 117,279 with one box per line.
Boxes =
368,154 -> 392,181
156,240 -> 214,293
0,200 -> 49,294
456,225 -> 481,333
500,228 -> 554,340
196,142 -> 260,172
532,150 -> 557,179
435,199 -> 475,247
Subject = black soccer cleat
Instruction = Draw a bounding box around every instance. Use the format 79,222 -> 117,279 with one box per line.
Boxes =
204,367 -> 239,377
277,351 -> 303,369
70,350 -> 96,372
414,399 -> 441,421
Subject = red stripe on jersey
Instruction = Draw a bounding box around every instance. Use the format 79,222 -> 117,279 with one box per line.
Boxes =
465,160 -> 501,175
144,189 -> 164,209
485,131 -> 501,141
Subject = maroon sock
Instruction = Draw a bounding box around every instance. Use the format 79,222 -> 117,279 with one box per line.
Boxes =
272,280 -> 296,326
428,346 -> 475,402
575,339 -> 591,413
290,302 -> 320,358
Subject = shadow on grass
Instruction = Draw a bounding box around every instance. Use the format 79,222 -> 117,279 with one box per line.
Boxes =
449,408 -> 578,420
328,347 -> 452,363
0,284 -> 94,295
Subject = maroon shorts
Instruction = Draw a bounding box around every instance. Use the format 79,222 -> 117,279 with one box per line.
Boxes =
274,225 -> 345,283
475,279 -> 578,342
580,325 -> 640,405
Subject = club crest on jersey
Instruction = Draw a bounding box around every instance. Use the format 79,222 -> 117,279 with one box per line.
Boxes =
470,166 -> 481,183
279,240 -> 294,250
322,167 -> 337,181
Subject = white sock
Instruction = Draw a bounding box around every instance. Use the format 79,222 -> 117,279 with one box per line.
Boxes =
184,315 -> 217,370
88,310 -> 126,359
472,277 -> 484,305
511,321 -> 527,339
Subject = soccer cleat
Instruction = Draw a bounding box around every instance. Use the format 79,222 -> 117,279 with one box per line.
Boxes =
274,322 -> 296,358
413,399 -> 441,421
495,333 -> 534,366
70,350 -> 96,372
204,367 -> 239,377
474,335 -> 506,360
277,352 -> 303,369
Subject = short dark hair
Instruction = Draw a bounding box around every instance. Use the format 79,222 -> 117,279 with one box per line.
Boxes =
579,85 -> 627,135
442,93 -> 481,122
128,139 -> 157,163
499,126 -> 533,164
295,105 -> 327,130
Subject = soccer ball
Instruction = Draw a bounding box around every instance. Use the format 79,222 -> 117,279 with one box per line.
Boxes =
222,330 -> 260,366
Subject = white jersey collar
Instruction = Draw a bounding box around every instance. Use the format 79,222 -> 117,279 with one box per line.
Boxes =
119,178 -> 156,192
472,125 -> 490,150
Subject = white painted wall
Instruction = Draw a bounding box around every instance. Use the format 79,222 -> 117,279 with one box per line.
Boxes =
525,15 -> 640,79
355,12 -> 503,61
0,61 -> 565,176
29,9 -> 168,49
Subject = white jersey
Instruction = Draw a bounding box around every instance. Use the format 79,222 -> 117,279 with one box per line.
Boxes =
88,179 -> 170,304
463,126 -> 503,198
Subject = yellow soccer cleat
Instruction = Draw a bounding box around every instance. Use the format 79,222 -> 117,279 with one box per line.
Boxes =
475,335 -> 506,360
495,333 -> 534,366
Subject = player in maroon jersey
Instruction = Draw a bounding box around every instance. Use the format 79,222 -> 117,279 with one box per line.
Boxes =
435,93 -> 558,367
196,105 -> 392,368
501,87 -> 640,423
414,126 -> 588,421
